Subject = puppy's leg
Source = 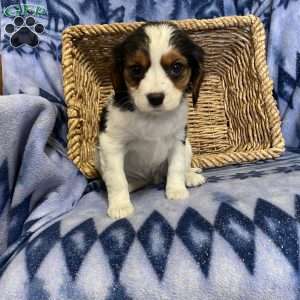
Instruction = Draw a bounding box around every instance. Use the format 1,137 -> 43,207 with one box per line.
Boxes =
185,140 -> 206,187
166,141 -> 189,201
128,178 -> 147,193
99,134 -> 134,219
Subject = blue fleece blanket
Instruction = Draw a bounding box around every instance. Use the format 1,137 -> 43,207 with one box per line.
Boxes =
0,0 -> 300,148
1,1 -> 300,299
1,94 -> 300,299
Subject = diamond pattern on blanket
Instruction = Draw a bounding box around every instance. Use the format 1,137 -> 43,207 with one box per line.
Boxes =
28,277 -> 51,300
62,218 -> 97,280
137,211 -> 175,280
99,219 -> 135,281
215,203 -> 255,274
176,207 -> 213,277
8,193 -> 31,246
106,282 -> 133,300
26,222 -> 60,280
254,198 -> 299,271
22,197 -> 300,281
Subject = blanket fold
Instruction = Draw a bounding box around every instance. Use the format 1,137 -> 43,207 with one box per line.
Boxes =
0,94 -> 87,256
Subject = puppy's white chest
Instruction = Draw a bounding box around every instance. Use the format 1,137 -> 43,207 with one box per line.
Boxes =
102,101 -> 188,182
125,137 -> 173,179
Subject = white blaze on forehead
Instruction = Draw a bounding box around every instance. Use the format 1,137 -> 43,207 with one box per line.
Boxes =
130,24 -> 184,112
144,24 -> 175,64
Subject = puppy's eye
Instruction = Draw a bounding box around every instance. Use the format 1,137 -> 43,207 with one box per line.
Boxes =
169,62 -> 184,77
129,65 -> 144,78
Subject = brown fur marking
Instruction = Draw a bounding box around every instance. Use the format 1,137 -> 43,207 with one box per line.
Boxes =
124,50 -> 150,88
161,49 -> 191,90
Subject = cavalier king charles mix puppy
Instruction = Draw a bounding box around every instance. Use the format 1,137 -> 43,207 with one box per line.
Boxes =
97,22 -> 206,219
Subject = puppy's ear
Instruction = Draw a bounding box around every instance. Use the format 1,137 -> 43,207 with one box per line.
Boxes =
189,45 -> 204,107
111,42 -> 126,93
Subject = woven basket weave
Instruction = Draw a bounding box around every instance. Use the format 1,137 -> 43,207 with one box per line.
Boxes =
62,15 -> 284,179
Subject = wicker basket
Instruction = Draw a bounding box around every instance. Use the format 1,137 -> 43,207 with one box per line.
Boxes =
62,15 -> 284,179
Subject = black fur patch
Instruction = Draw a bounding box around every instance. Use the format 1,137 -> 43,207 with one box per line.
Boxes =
112,25 -> 149,111
170,27 -> 203,71
170,27 -> 204,102
99,106 -> 108,132
181,125 -> 188,144
113,92 -> 136,111
119,25 -> 149,56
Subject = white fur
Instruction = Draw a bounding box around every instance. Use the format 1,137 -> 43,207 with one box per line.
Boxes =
98,97 -> 205,219
97,24 -> 205,219
130,25 -> 184,113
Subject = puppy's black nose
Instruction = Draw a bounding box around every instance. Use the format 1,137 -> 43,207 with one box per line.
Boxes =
147,93 -> 165,107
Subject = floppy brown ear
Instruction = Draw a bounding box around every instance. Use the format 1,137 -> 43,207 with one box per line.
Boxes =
190,46 -> 204,107
111,42 -> 126,94
192,67 -> 204,107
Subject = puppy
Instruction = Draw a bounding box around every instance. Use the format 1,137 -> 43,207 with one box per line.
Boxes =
97,22 -> 205,219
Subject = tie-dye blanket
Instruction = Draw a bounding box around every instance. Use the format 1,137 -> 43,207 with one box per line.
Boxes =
0,0 -> 300,148
1,94 -> 300,299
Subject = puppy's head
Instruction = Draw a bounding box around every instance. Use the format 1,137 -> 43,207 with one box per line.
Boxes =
111,22 -> 204,113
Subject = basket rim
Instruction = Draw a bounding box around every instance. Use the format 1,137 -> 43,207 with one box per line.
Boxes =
62,15 -> 259,39
62,15 -> 285,179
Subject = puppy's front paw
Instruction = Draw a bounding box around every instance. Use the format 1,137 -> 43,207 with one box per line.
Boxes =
186,171 -> 206,187
166,186 -> 189,201
107,200 -> 134,219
